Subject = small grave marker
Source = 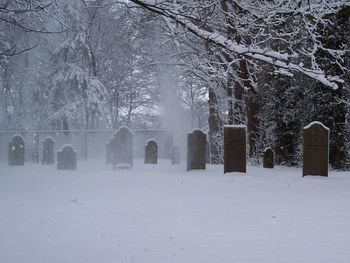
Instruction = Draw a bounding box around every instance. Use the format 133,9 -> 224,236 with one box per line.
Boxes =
8,134 -> 25,166
145,139 -> 158,164
57,144 -> 77,170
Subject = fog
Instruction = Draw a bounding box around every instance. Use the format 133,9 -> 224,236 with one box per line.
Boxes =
1,1 -> 350,261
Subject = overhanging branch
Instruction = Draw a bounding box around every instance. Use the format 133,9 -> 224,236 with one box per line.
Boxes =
129,0 -> 345,89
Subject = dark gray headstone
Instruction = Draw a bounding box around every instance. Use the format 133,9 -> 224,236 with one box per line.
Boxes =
206,140 -> 211,164
111,126 -> 133,169
57,144 -> 77,170
224,125 -> 246,173
187,129 -> 206,171
303,121 -> 329,177
145,139 -> 158,164
263,147 -> 274,168
8,134 -> 25,165
171,146 -> 181,165
42,137 -> 55,165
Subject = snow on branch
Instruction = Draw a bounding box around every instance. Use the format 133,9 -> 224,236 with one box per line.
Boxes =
129,0 -> 347,89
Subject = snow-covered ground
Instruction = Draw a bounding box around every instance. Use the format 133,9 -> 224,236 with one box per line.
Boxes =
0,159 -> 350,263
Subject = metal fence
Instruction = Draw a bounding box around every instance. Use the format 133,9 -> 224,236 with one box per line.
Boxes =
0,129 -> 173,163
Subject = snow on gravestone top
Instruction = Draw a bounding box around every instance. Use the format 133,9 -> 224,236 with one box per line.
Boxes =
224,124 -> 247,129
224,125 -> 246,173
303,121 -> 329,177
264,147 -> 272,152
145,138 -> 157,146
187,129 -> 206,171
303,121 -> 330,131
188,128 -> 206,134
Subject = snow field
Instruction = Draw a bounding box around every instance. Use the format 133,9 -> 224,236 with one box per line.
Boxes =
0,160 -> 350,263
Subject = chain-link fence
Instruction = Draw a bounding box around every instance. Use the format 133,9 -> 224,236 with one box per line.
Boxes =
0,129 -> 173,163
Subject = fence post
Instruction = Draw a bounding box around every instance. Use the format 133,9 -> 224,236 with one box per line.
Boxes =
85,130 -> 88,160
33,132 -> 40,163
37,132 -> 40,163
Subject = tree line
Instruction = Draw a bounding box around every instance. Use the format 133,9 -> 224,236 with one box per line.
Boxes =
0,0 -> 349,169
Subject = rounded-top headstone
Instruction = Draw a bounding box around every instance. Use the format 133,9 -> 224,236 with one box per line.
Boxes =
42,137 -> 55,165
57,144 -> 77,170
224,125 -> 246,173
303,121 -> 329,177
112,126 -> 133,169
145,139 -> 158,164
263,147 -> 274,168
8,134 -> 25,165
187,129 -> 206,171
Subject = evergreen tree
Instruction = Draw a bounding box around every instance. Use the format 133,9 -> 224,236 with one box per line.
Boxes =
51,31 -> 106,130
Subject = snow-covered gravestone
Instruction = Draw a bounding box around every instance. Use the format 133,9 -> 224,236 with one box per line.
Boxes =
187,129 -> 206,171
171,145 -> 181,165
206,139 -> 211,164
145,139 -> 158,164
42,137 -> 55,165
111,126 -> 133,169
263,148 -> 274,169
57,144 -> 77,170
8,134 -> 25,165
224,125 -> 246,173
303,121 -> 329,177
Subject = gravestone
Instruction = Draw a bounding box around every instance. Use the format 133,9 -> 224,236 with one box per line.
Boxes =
8,134 -> 25,165
206,140 -> 211,164
57,144 -> 77,170
187,129 -> 206,171
224,125 -> 246,173
303,121 -> 329,177
111,126 -> 133,169
171,146 -> 181,165
42,137 -> 55,165
145,139 -> 158,164
263,147 -> 274,168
